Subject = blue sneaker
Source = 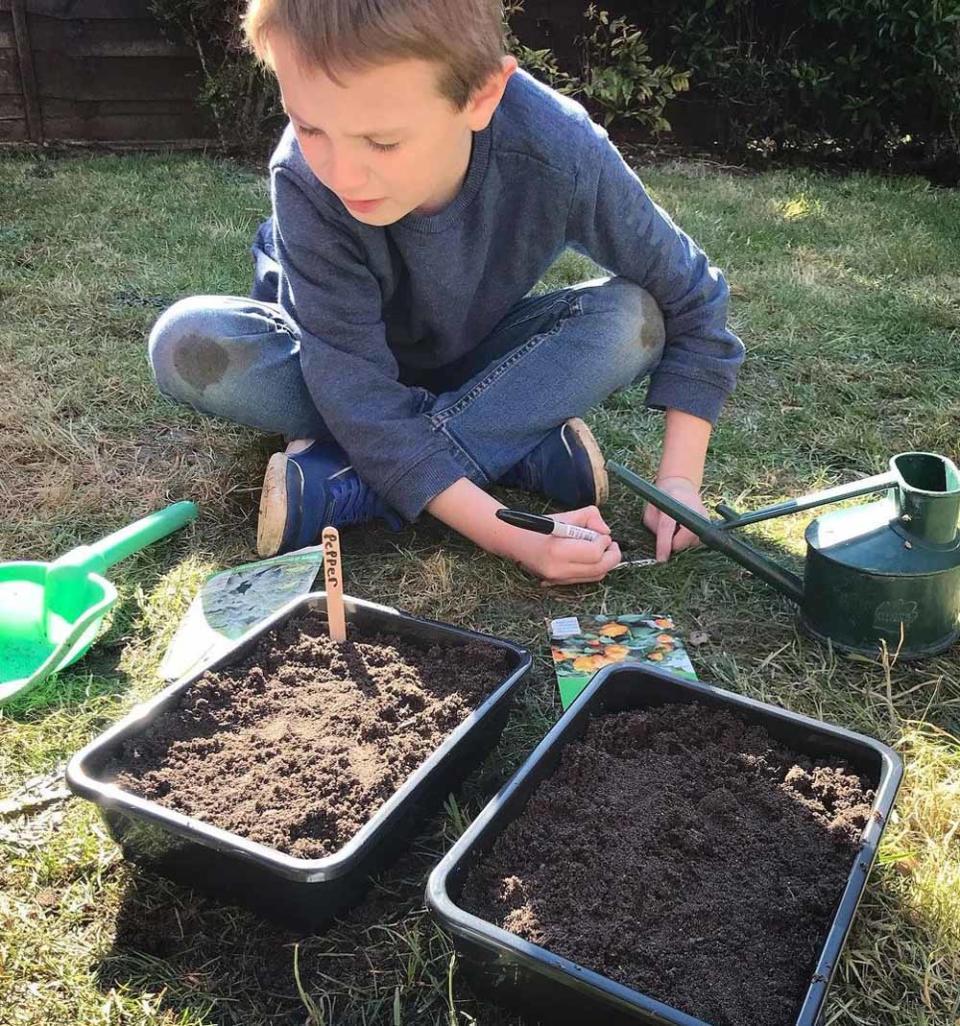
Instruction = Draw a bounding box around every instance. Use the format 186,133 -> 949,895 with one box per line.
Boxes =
499,418 -> 608,508
257,441 -> 404,556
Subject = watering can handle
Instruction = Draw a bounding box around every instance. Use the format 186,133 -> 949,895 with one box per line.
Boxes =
88,501 -> 199,571
606,462 -> 806,603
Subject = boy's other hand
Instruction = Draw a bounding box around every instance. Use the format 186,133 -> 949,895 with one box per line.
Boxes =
642,476 -> 705,562
514,506 -> 622,587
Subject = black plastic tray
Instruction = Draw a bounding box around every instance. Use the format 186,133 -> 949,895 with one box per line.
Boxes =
427,664 -> 903,1026
66,593 -> 531,930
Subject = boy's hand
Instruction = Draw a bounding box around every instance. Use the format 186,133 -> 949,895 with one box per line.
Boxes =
513,506 -> 622,587
426,480 -> 620,585
643,475 -> 705,562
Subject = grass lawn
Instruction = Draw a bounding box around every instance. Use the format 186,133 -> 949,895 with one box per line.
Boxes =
1,149 -> 958,1026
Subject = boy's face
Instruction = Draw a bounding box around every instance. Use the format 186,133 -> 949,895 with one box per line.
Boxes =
268,33 -> 514,227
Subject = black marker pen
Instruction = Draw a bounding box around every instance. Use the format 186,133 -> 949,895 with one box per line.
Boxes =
495,508 -> 601,543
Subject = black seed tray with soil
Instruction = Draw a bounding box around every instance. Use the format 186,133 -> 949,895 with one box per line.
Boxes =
66,594 -> 531,930
427,664 -> 902,1026
107,610 -> 514,859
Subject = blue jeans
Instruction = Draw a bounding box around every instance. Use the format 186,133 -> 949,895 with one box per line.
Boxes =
147,274 -> 665,497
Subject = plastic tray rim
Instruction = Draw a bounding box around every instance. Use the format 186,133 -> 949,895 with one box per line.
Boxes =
66,591 -> 532,883
426,661 -> 904,1026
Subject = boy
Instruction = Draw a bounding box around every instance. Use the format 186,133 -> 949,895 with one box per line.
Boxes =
148,0 -> 744,586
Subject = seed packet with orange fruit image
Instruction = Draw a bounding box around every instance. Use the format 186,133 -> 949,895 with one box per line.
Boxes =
547,613 -> 697,709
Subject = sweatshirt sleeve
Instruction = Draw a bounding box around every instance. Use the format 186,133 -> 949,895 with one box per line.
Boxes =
272,168 -> 467,520
566,123 -> 744,425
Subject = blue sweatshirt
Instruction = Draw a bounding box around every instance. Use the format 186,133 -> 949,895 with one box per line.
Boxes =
268,69 -> 744,520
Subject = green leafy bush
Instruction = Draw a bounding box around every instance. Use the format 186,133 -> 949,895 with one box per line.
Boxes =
152,0 -> 685,153
578,5 -> 689,130
668,0 -> 960,168
148,0 -> 959,172
150,0 -> 281,152
506,2 -> 688,131
503,0 -> 578,94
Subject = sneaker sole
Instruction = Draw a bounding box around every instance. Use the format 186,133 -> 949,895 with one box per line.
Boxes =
257,452 -> 291,557
566,417 -> 609,505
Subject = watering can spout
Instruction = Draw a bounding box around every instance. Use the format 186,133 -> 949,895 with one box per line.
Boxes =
890,452 -> 960,545
606,462 -> 806,604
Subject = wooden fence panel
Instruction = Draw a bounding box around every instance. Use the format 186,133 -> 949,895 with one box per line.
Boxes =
0,89 -> 26,141
27,16 -> 196,58
4,1 -> 169,22
0,0 -> 216,146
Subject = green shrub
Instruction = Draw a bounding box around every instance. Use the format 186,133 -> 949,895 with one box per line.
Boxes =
668,0 -> 960,165
506,2 -> 688,131
149,0 -> 959,172
150,0 -> 281,152
503,0 -> 578,95
151,0 -> 685,153
577,5 -> 689,131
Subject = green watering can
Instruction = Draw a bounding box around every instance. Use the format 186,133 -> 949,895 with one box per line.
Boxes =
609,452 -> 960,659
0,501 -> 198,704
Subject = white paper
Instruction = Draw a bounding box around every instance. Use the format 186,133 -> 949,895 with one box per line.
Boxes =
550,616 -> 582,639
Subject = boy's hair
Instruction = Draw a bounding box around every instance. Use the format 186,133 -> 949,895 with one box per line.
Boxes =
243,0 -> 507,109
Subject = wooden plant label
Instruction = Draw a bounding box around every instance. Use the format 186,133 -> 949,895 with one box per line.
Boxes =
321,526 -> 347,642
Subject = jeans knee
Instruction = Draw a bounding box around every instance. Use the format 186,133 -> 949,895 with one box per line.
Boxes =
607,278 -> 666,364
148,296 -> 231,400
578,278 -> 664,388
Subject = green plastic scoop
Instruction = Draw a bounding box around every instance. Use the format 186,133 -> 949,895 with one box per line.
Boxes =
0,501 -> 198,704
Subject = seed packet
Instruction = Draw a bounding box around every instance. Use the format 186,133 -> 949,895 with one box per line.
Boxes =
159,547 -> 325,682
547,613 -> 698,709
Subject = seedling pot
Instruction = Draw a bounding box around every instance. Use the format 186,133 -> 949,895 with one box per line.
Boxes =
66,593 -> 531,930
427,665 -> 902,1026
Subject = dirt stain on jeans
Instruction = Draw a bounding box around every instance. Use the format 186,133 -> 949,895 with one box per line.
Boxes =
636,288 -> 667,351
173,335 -> 230,393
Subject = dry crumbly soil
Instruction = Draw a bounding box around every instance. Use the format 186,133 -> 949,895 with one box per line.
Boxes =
463,702 -> 875,1026
107,610 -> 512,858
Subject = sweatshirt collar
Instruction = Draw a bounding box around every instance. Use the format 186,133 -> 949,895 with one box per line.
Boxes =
393,124 -> 492,234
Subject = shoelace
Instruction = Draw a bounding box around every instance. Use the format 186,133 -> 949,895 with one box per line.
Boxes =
328,471 -> 373,525
320,461 -> 402,531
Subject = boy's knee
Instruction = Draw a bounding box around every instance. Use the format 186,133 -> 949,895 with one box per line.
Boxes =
148,296 -> 230,399
607,278 -> 666,357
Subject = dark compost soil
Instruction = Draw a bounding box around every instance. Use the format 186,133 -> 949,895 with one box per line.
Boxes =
107,610 -> 511,859
462,702 -> 874,1026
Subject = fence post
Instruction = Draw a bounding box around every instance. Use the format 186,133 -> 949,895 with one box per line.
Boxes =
11,0 -> 42,143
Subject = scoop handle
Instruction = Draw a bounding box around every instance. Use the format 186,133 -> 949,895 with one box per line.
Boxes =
88,501 -> 199,571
